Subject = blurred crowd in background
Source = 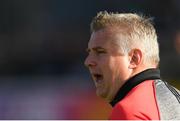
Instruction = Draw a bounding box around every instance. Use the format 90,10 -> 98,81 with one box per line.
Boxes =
0,0 -> 179,119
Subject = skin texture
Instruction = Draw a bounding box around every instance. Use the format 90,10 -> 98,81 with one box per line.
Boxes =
85,28 -> 136,102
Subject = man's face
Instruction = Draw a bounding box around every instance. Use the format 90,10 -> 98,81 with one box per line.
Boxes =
84,29 -> 131,101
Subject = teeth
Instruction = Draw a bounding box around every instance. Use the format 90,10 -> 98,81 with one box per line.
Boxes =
92,74 -> 103,82
96,80 -> 102,83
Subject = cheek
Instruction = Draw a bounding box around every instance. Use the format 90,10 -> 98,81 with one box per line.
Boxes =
110,57 -> 129,80
117,59 -> 129,71
99,56 -> 129,79
101,58 -> 120,79
98,58 -> 113,79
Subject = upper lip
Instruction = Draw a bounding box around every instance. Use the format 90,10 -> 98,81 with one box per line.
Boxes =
91,72 -> 101,76
91,72 -> 103,81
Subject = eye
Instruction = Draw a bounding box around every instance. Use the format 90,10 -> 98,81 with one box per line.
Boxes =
96,49 -> 106,55
97,50 -> 105,53
86,48 -> 90,54
86,47 -> 107,56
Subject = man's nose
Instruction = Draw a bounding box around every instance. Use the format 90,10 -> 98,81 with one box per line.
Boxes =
84,55 -> 96,67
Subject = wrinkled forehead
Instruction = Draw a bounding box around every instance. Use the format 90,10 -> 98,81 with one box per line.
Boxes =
88,29 -> 113,48
88,27 -> 127,48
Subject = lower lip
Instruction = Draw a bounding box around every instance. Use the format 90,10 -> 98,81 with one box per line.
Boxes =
95,79 -> 103,84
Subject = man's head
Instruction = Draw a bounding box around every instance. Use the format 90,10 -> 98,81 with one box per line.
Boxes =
84,11 -> 159,102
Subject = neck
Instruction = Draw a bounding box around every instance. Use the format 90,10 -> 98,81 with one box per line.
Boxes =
110,68 -> 160,107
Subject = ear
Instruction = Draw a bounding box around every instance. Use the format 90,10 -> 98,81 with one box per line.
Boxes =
128,49 -> 142,69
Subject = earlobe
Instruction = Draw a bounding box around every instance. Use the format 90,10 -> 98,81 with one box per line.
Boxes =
128,49 -> 142,69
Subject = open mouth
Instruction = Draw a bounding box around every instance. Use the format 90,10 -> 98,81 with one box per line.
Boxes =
92,73 -> 103,83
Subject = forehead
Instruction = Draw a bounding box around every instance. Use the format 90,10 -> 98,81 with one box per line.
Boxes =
88,29 -> 116,48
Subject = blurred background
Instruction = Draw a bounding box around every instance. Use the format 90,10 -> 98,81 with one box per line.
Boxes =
0,0 -> 179,119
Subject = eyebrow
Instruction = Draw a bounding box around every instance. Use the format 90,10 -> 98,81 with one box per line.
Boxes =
86,46 -> 106,52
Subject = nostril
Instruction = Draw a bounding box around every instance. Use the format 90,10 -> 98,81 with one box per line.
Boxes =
86,60 -> 96,67
88,62 -> 96,67
84,55 -> 96,67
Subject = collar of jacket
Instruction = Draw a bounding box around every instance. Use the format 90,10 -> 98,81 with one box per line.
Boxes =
110,68 -> 161,107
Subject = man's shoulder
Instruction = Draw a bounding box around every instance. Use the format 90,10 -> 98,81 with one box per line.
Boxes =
154,79 -> 180,120
109,80 -> 160,120
110,101 -> 138,120
110,99 -> 159,120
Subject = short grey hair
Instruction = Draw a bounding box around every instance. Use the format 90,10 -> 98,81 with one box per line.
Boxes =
90,11 -> 160,66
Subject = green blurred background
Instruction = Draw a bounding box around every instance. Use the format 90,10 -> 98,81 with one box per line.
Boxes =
0,0 -> 179,119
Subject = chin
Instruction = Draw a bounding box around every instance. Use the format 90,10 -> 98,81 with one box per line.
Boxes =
96,90 -> 108,99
